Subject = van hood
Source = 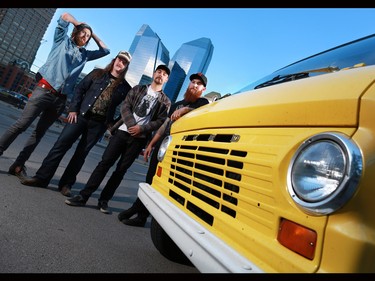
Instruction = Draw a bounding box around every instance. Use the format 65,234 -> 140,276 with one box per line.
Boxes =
172,66 -> 375,134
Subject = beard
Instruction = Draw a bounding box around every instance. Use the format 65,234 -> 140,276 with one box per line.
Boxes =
153,76 -> 163,85
184,87 -> 203,103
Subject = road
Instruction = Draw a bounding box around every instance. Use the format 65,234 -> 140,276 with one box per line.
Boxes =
0,100 -> 199,273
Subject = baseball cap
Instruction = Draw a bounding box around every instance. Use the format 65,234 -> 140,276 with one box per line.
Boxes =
190,72 -> 207,87
117,51 -> 132,62
156,65 -> 170,76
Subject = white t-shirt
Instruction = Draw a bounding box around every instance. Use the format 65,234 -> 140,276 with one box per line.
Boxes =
119,85 -> 158,137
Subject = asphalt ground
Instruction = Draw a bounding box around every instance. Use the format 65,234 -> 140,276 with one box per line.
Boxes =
0,100 -> 199,274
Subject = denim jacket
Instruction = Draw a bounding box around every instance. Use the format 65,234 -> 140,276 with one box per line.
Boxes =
38,16 -> 110,97
69,69 -> 132,127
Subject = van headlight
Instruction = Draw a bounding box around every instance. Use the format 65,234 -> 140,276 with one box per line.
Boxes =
287,132 -> 362,215
157,135 -> 172,162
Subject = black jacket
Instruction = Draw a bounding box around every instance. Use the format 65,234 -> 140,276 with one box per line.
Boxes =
69,69 -> 132,127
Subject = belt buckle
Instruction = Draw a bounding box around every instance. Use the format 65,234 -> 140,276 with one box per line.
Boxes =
39,83 -> 49,90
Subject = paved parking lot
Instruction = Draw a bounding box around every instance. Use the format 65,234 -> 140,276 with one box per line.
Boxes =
0,100 -> 199,273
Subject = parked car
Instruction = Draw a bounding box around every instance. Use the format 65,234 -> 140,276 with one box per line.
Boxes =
9,91 -> 28,108
139,33 -> 375,273
0,90 -> 28,109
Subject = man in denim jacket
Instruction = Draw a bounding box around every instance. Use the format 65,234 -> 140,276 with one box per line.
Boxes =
65,65 -> 171,214
0,12 -> 110,179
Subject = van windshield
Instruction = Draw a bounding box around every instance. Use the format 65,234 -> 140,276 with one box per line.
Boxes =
237,33 -> 375,93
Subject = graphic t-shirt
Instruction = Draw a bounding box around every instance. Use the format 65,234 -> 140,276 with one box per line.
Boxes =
119,85 -> 158,137
91,74 -> 116,116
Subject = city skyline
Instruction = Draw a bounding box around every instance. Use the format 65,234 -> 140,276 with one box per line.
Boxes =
32,8 -> 375,95
107,24 -> 213,102
0,9 -> 214,102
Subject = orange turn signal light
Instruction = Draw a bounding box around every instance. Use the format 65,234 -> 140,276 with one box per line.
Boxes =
156,166 -> 162,177
277,218 -> 317,260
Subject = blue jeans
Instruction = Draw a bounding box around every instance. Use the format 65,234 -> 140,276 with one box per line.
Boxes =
34,115 -> 107,186
0,87 -> 66,166
79,130 -> 147,203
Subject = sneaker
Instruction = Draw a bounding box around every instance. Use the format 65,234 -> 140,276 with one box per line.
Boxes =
98,201 -> 111,214
8,163 -> 28,180
65,195 -> 86,207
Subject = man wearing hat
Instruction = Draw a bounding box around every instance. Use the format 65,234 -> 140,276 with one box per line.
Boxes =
65,65 -> 171,214
22,51 -> 133,198
118,72 -> 209,227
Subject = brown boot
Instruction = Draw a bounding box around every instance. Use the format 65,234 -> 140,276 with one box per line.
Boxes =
59,185 -> 72,197
8,163 -> 28,180
20,176 -> 48,188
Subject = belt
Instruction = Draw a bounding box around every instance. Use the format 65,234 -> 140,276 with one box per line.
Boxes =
37,79 -> 66,99
84,111 -> 106,122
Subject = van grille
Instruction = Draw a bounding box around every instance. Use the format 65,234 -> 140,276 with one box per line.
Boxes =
165,132 -> 266,227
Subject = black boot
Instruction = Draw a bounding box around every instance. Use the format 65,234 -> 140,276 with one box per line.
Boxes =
121,215 -> 148,227
120,199 -> 149,227
118,197 -> 142,221
138,201 -> 150,218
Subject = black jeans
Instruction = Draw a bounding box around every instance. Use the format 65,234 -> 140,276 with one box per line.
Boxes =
80,130 -> 147,203
35,115 -> 107,186
131,135 -> 165,218
145,136 -> 163,185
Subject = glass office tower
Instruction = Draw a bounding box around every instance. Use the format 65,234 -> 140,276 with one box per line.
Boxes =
164,37 -> 214,103
126,24 -> 170,87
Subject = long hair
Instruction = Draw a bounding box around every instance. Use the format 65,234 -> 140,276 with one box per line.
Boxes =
92,58 -> 129,89
71,24 -> 92,47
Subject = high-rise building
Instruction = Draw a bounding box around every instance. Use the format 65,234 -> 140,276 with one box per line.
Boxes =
126,24 -> 170,87
0,8 -> 57,71
164,37 -> 214,103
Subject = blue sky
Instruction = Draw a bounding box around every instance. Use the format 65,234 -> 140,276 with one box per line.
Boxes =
32,8 -> 375,95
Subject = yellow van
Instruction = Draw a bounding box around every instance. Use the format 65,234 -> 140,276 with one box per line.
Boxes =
138,34 -> 375,273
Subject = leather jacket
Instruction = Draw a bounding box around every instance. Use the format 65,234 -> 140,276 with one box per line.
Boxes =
111,84 -> 171,140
